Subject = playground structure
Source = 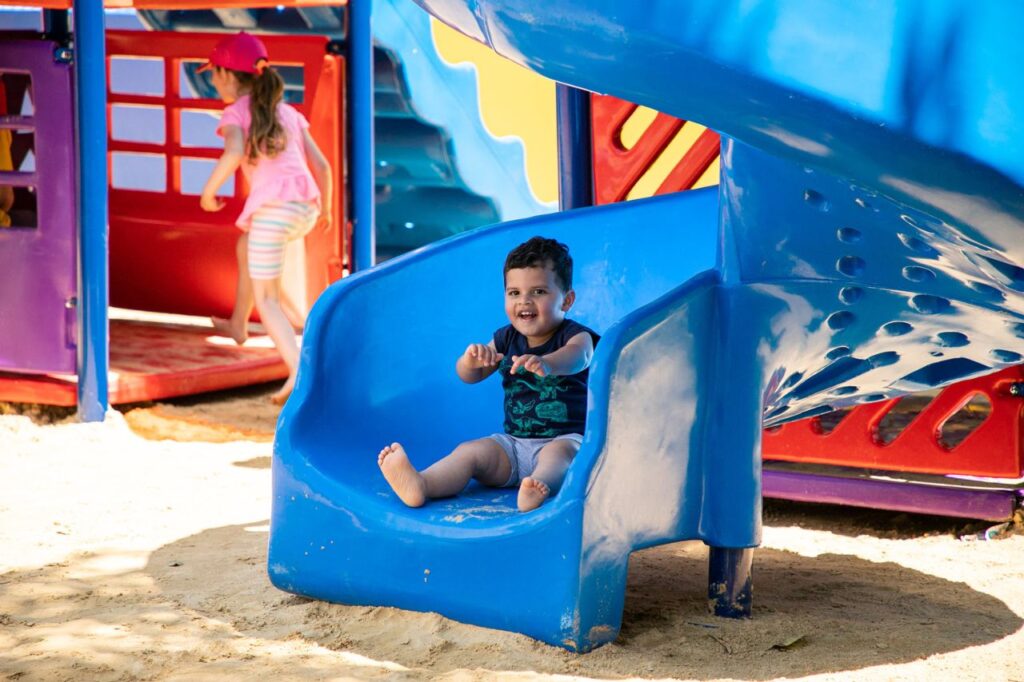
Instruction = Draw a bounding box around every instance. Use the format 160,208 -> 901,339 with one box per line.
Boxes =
0,23 -> 348,404
584,96 -> 1024,521
269,0 -> 1024,651
136,0 -> 551,259
0,0 -> 547,405
2,0 -> 1023,654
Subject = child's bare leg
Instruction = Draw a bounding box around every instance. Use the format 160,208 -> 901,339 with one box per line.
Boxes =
518,438 -> 578,512
280,290 -> 306,332
252,277 -> 300,405
212,233 -> 253,345
378,438 -> 510,507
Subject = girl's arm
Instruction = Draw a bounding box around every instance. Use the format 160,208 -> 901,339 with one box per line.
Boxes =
200,124 -> 245,212
301,129 -> 333,229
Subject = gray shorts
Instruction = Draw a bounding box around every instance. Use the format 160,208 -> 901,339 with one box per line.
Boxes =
487,433 -> 583,487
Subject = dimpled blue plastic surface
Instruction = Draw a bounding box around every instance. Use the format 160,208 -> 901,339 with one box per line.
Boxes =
271,0 -> 1024,650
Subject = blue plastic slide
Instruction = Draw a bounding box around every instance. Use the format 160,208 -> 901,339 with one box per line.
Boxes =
270,189 -> 743,650
271,0 -> 1024,650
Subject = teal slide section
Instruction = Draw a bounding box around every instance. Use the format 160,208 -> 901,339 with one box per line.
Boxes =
372,0 -> 552,258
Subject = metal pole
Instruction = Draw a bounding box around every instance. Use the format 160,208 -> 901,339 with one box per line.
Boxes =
708,546 -> 753,618
73,0 -> 109,421
555,83 -> 593,210
348,0 -> 375,271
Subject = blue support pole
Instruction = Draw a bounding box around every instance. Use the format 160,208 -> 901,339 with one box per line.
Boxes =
73,0 -> 109,421
708,547 -> 753,618
348,0 -> 375,271
555,83 -> 593,210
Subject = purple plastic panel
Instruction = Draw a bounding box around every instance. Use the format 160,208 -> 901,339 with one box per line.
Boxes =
763,469 -> 1017,522
0,40 -> 77,374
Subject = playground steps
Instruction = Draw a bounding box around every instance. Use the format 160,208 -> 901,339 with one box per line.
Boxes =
0,320 -> 286,406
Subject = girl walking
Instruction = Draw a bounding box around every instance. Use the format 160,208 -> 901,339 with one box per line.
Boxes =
199,32 -> 332,405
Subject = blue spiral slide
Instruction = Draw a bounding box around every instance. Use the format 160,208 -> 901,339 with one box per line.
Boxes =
270,0 -> 1024,650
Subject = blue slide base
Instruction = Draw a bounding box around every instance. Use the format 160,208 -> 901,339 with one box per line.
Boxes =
269,187 -> 765,650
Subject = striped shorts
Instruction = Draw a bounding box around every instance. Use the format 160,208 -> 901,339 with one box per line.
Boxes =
247,200 -> 318,280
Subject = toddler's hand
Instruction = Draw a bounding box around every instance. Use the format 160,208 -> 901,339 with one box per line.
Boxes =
464,343 -> 503,369
200,193 -> 225,212
511,354 -> 550,377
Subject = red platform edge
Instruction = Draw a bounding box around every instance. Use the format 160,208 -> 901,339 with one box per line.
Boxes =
0,320 -> 287,406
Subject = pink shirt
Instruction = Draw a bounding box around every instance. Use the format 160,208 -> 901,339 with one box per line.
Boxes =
217,96 -> 320,230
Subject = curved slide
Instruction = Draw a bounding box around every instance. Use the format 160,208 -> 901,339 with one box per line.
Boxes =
270,189 -> 733,651
271,0 -> 1024,650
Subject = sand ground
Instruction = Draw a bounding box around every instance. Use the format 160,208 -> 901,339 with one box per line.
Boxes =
1,383 -> 1022,681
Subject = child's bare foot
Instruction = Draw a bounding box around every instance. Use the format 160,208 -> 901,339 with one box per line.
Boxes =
378,443 -> 427,507
270,373 -> 295,406
211,316 -> 248,345
517,477 -> 550,512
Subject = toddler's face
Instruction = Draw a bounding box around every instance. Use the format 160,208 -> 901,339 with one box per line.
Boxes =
504,264 -> 574,345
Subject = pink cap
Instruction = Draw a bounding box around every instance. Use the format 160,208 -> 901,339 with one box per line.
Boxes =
197,32 -> 269,74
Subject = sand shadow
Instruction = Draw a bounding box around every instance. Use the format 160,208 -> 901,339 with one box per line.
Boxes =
127,521 -> 1024,680
0,400 -> 76,425
118,383 -> 281,444
0,544 -> 363,680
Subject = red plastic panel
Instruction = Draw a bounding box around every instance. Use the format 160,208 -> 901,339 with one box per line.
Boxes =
763,366 -> 1024,478
0,319 -> 287,406
106,30 -> 346,319
589,93 -> 719,205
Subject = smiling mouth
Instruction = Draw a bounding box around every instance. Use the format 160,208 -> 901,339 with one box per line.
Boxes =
517,311 -> 537,321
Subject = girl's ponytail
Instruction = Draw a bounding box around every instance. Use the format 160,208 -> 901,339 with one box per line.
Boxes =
238,65 -> 286,161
